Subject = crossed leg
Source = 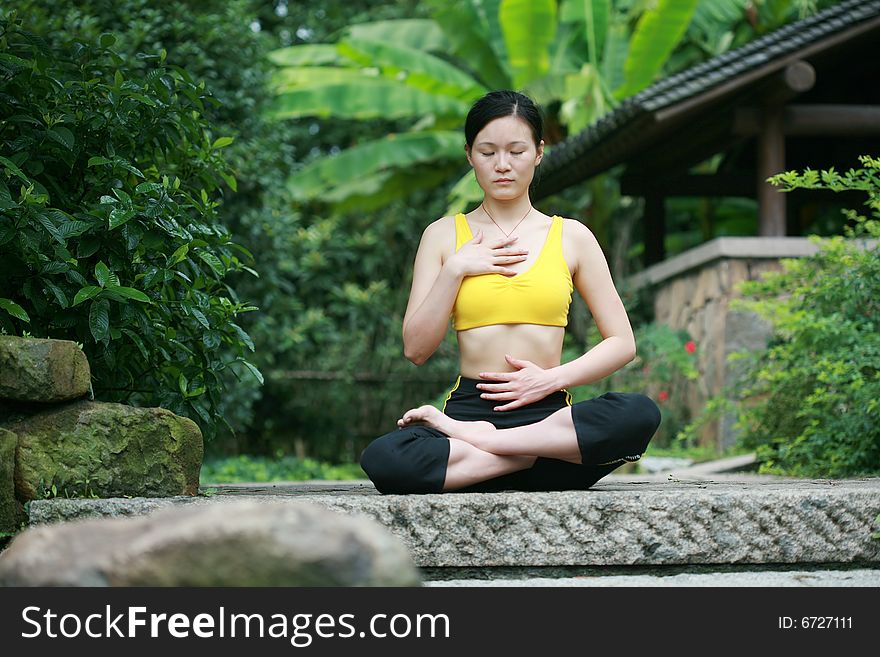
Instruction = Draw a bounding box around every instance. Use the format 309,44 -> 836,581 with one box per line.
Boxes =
398,404 -> 582,491
443,438 -> 536,491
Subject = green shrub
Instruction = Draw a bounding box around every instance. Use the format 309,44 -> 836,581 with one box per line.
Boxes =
0,11 -> 259,439
729,156 -> 880,477
200,453 -> 365,484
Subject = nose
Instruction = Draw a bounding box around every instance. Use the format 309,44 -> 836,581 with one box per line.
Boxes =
495,154 -> 511,172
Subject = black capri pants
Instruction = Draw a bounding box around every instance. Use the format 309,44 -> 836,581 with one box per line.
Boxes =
360,376 -> 661,495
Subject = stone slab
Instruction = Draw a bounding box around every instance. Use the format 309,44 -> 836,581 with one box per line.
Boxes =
425,568 -> 880,587
627,237 -> 821,290
28,479 -> 880,568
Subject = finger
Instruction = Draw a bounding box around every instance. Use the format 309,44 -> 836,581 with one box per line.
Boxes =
480,391 -> 518,401
505,354 -> 531,367
494,267 -> 521,276
494,399 -> 525,412
476,382 -> 513,392
492,255 -> 528,264
479,371 -> 511,381
491,235 -> 519,248
491,246 -> 529,255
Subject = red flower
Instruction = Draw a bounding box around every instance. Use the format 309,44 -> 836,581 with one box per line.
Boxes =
685,340 -> 697,354
658,390 -> 669,403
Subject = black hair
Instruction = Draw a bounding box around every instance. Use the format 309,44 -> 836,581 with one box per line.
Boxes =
464,90 -> 544,149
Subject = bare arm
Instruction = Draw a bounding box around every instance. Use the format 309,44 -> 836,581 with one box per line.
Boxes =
402,221 -> 462,365
545,220 -> 635,389
402,218 -> 529,365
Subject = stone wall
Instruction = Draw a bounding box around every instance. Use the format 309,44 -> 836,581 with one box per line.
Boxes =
0,336 -> 203,536
628,238 -> 820,451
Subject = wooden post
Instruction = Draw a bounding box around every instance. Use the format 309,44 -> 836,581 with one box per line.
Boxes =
753,61 -> 814,237
757,104 -> 786,236
644,189 -> 666,266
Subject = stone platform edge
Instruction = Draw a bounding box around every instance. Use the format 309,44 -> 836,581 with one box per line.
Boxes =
25,479 -> 880,568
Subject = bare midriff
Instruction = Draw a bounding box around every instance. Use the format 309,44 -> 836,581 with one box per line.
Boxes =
456,323 -> 565,379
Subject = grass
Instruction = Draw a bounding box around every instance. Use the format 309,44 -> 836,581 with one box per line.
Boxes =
200,454 -> 365,484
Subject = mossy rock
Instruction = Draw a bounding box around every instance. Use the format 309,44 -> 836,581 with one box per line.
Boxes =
9,400 -> 202,500
0,336 -> 90,402
0,428 -> 23,534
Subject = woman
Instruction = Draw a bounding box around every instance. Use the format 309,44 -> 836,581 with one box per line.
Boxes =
360,90 -> 660,494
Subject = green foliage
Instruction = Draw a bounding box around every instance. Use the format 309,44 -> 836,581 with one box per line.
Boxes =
0,9 -> 259,439
669,0 -> 842,72
269,0 -> 705,214
615,0 -> 700,99
37,477 -> 99,500
200,454 -> 365,484
197,0 -> 458,459
728,156 -> 880,477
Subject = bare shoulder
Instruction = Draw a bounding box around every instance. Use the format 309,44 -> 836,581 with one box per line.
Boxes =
418,214 -> 458,257
559,218 -> 608,277
424,213 -> 457,235
560,216 -> 593,237
560,217 -> 601,249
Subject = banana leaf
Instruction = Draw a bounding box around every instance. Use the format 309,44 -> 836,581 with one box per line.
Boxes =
269,80 -> 471,121
338,38 -> 487,101
343,19 -> 451,52
286,131 -> 464,201
615,0 -> 700,99
268,44 -> 347,67
499,0 -> 557,89
270,66 -> 383,92
559,0 -> 611,67
426,0 -> 511,90
328,163 -> 465,214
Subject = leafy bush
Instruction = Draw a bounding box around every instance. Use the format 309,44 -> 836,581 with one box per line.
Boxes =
728,156 -> 880,477
3,0 -> 453,462
200,453 -> 365,484
0,10 -> 259,438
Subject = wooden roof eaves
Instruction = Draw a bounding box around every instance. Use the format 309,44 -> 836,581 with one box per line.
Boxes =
532,4 -> 880,201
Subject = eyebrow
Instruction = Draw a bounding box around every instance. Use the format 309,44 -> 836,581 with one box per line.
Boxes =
476,141 -> 528,147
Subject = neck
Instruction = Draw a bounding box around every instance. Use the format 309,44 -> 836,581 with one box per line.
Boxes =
480,198 -> 533,226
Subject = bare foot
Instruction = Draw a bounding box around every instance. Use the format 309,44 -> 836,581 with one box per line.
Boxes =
397,405 -> 496,449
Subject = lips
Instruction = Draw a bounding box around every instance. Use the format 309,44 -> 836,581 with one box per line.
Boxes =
494,178 -> 513,183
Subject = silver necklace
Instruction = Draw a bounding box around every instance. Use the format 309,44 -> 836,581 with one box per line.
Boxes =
480,203 -> 533,237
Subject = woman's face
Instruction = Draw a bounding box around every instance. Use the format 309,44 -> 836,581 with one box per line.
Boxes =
466,115 -> 544,200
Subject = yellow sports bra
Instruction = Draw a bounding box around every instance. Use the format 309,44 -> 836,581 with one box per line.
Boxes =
451,213 -> 574,331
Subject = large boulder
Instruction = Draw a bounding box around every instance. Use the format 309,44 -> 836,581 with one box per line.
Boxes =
0,336 -> 90,402
0,501 -> 421,586
0,429 -> 21,535
8,400 -> 202,500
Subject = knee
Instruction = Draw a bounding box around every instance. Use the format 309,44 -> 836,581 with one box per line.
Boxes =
359,429 -> 447,495
620,393 -> 661,445
359,435 -> 397,493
